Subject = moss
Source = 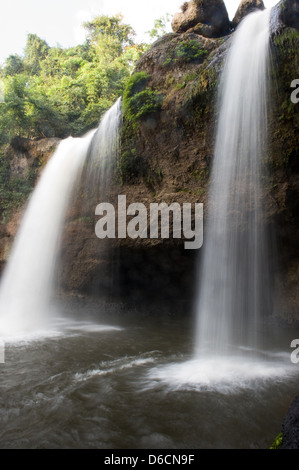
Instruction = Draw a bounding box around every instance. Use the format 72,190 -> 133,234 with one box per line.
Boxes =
163,40 -> 208,67
175,40 -> 208,63
270,433 -> 283,449
177,188 -> 191,194
123,72 -> 150,99
122,72 -> 163,128
175,82 -> 186,90
164,74 -> 176,89
190,168 -> 209,183
274,28 -> 299,47
184,71 -> 198,83
120,72 -> 164,183
157,167 -> 163,182
182,66 -> 217,125
117,148 -> 137,185
126,89 -> 163,121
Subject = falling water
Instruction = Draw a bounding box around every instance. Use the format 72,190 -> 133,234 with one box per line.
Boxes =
0,100 -> 122,336
86,97 -> 122,195
195,10 -> 272,355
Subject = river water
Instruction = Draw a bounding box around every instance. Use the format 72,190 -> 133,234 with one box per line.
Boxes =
0,297 -> 298,449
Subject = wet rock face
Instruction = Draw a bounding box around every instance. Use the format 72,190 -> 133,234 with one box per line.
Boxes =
232,0 -> 265,28
280,0 -> 299,30
281,396 -> 299,449
171,0 -> 231,37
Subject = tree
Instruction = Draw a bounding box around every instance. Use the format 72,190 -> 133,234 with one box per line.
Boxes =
24,34 -> 50,75
146,14 -> 171,41
4,55 -> 24,76
84,14 -> 135,61
0,14 -> 149,142
84,14 -> 135,49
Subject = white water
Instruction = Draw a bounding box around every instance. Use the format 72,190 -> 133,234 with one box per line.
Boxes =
0,132 -> 96,335
0,99 -> 122,336
86,97 -> 122,195
147,354 -> 296,394
195,10 -> 272,355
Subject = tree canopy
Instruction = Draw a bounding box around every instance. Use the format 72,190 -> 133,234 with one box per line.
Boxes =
0,14 -> 148,143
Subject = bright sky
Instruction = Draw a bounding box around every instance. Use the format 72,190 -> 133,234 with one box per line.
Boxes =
0,0 -> 280,64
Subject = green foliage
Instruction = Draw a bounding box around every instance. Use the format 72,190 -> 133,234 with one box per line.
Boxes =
120,70 -> 165,183
164,40 -> 208,66
24,34 -> 50,75
274,28 -> 299,47
270,433 -> 283,449
4,55 -> 24,76
125,89 -> 163,121
176,40 -> 208,62
146,14 -> 171,41
123,72 -> 163,126
0,14 -> 147,144
123,72 -> 150,99
84,14 -> 135,52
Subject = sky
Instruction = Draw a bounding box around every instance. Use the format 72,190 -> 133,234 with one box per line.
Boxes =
0,0 -> 280,64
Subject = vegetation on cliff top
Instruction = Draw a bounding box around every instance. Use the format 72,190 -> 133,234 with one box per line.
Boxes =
0,15 -> 147,144
0,13 -> 170,219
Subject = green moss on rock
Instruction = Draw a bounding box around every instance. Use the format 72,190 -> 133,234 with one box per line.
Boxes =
123,72 -> 163,127
270,432 -> 283,449
163,39 -> 208,66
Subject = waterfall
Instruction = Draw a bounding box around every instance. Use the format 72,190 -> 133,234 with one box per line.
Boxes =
195,10 -> 272,355
0,99 -> 122,336
87,97 -> 122,196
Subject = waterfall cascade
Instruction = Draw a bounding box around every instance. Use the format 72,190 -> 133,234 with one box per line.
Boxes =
195,9 -> 272,355
86,97 -> 122,196
0,100 -> 122,336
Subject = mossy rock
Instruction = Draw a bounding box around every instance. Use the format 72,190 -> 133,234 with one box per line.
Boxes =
163,39 -> 208,66
122,72 -> 164,127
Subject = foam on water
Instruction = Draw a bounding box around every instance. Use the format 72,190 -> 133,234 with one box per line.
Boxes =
74,353 -> 158,383
146,354 -> 297,393
3,317 -> 123,345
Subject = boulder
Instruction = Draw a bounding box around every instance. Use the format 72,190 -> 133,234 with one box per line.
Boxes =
232,0 -> 265,28
171,0 -> 231,37
280,0 -> 299,30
